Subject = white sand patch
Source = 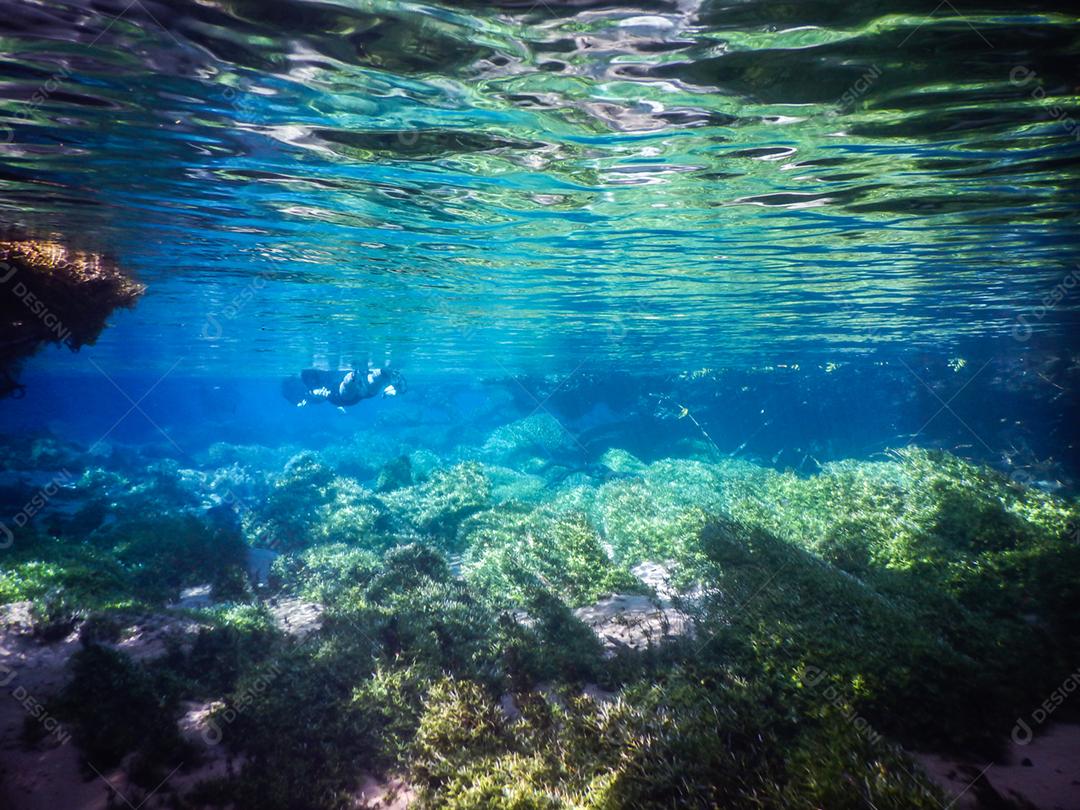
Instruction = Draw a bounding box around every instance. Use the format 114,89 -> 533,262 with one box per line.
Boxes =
0,601 -> 36,635
0,619 -> 247,810
0,623 -> 97,810
631,560 -> 680,600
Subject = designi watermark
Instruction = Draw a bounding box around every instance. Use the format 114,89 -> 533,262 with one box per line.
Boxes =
837,64 -> 883,112
0,256 -> 74,346
801,664 -> 882,745
1009,66 -> 1080,141
201,272 -> 272,340
0,469 -> 73,549
1011,666 -> 1080,745
1012,267 -> 1079,342
0,63 -> 74,145
0,663 -> 72,745
202,658 -> 284,745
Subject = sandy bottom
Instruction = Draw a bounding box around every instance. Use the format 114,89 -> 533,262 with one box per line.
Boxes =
916,723 -> 1080,809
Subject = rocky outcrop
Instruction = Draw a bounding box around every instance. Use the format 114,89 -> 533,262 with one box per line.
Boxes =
0,237 -> 144,397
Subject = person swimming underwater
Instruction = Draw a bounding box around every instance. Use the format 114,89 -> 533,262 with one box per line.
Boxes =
282,366 -> 406,411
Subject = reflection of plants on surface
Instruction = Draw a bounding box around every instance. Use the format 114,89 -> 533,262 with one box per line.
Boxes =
0,237 -> 144,398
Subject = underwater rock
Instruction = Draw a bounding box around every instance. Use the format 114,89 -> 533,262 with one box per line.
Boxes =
630,560 -> 681,602
115,615 -> 202,661
572,593 -> 693,656
0,432 -> 85,474
915,724 -> 1080,810
267,596 -> 324,638
0,600 -> 35,635
598,447 -> 646,475
169,584 -> 214,610
0,237 -> 144,398
481,413 -> 578,465
354,773 -> 416,810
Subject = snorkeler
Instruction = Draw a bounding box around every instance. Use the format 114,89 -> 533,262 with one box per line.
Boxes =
282,366 -> 406,411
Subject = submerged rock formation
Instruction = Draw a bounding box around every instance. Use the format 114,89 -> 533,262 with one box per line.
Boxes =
0,237 -> 144,397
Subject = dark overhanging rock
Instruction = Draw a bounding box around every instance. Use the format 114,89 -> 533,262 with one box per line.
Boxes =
0,236 -> 144,398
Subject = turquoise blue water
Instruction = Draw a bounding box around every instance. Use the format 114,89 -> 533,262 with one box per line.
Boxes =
1,1 -> 1077,365
1,6 -> 1080,808
2,0 -> 1078,475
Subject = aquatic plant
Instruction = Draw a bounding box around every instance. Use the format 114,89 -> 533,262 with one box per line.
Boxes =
375,454 -> 413,492
6,436 -> 1077,808
101,513 -> 249,595
176,602 -> 281,695
463,508 -> 642,607
273,543 -> 381,604
0,510 -> 248,631
0,237 -> 144,398
248,452 -> 388,551
408,672 -> 943,809
691,513 -> 1072,753
377,461 -> 490,542
52,644 -> 189,777
593,479 -> 709,568
722,447 -> 1080,652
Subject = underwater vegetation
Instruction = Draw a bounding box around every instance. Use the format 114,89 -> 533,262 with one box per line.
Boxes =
1,421 -> 1078,809
0,237 -> 144,399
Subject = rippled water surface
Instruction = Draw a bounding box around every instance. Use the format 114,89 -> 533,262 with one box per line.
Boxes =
1,0 -> 1078,373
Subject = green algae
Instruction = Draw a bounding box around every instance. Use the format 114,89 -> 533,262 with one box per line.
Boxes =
3,432 -> 1079,809
377,461 -> 490,541
463,509 -> 643,607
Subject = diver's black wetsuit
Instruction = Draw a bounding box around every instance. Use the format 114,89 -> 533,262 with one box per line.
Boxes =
282,367 -> 403,408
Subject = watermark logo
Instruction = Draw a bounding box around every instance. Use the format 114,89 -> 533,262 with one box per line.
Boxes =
1010,66 -> 1080,141
1,469 -> 72,550
1,63 -> 74,146
0,664 -> 71,744
1011,667 -> 1080,745
836,65 -> 882,112
200,273 -> 271,341
1012,267 -> 1079,342
0,251 -> 77,346
800,664 -> 882,745
201,659 -> 284,745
